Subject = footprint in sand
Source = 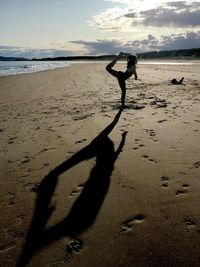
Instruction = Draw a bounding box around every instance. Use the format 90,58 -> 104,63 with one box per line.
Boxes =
144,129 -> 158,142
3,192 -> 15,206
157,119 -> 167,123
147,129 -> 156,137
69,184 -> 84,197
5,227 -> 24,238
142,154 -> 149,159
161,176 -> 169,188
75,139 -> 87,144
120,215 -> 145,233
7,136 -> 17,144
16,213 -> 26,223
66,239 -> 83,254
150,99 -> 168,108
31,182 -> 41,193
21,156 -> 31,164
182,184 -> 189,189
133,139 -> 146,151
193,162 -> 200,169
133,143 -> 145,150
52,239 -> 83,264
142,155 -> 157,163
0,241 -> 16,253
175,183 -> 190,196
183,218 -> 196,232
149,158 -> 157,163
176,189 -> 188,196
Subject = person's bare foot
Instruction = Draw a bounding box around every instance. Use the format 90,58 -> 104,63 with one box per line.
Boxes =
117,52 -> 124,58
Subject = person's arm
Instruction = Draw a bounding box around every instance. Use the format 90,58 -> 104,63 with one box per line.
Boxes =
133,68 -> 138,80
114,131 -> 128,161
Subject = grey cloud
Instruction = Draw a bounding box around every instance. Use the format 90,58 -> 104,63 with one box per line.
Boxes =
126,1 -> 200,27
70,35 -> 161,54
0,45 -> 20,49
165,1 -> 200,9
0,46 -> 74,58
1,31 -> 199,58
70,31 -> 200,54
124,12 -> 137,18
160,31 -> 200,50
139,34 -> 158,46
69,39 -> 125,55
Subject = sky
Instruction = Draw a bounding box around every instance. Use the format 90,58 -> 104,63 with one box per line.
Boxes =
0,0 -> 200,58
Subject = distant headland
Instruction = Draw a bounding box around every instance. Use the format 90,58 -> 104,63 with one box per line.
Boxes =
0,47 -> 199,61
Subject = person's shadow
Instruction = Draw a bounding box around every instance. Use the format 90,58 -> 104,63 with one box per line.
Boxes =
17,108 -> 127,266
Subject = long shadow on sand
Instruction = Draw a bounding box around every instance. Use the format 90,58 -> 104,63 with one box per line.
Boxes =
17,108 -> 127,266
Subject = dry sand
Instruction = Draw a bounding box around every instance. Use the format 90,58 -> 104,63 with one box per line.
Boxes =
0,61 -> 200,267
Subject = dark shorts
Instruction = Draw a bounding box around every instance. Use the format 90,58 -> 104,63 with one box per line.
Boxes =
118,71 -> 133,80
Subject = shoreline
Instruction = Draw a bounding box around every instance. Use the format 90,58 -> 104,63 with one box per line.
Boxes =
0,59 -> 200,77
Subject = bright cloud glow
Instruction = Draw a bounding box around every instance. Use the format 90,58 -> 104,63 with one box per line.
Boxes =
88,7 -> 133,32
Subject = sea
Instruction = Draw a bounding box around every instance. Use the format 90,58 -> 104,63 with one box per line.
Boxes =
0,61 -> 73,76
0,60 -> 199,76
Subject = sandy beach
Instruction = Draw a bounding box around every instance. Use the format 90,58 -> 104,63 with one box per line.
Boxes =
0,61 -> 200,267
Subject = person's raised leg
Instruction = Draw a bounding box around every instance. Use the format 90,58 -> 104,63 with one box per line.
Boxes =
178,77 -> 184,84
106,52 -> 123,78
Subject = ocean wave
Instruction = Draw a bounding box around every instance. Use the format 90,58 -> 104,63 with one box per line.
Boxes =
0,61 -> 72,76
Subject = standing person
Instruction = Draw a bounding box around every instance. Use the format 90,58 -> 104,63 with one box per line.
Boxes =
106,52 -> 138,108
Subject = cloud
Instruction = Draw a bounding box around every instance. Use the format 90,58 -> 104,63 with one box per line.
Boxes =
1,30 -> 199,58
69,39 -> 125,55
160,31 -> 200,50
70,31 -> 200,54
0,46 -> 74,58
88,6 -> 131,32
89,1 -> 200,31
136,1 -> 200,27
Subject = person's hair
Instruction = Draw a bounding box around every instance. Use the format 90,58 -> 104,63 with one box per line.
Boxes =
127,54 -> 138,68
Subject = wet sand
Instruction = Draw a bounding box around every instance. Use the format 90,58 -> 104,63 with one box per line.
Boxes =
0,62 -> 200,266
